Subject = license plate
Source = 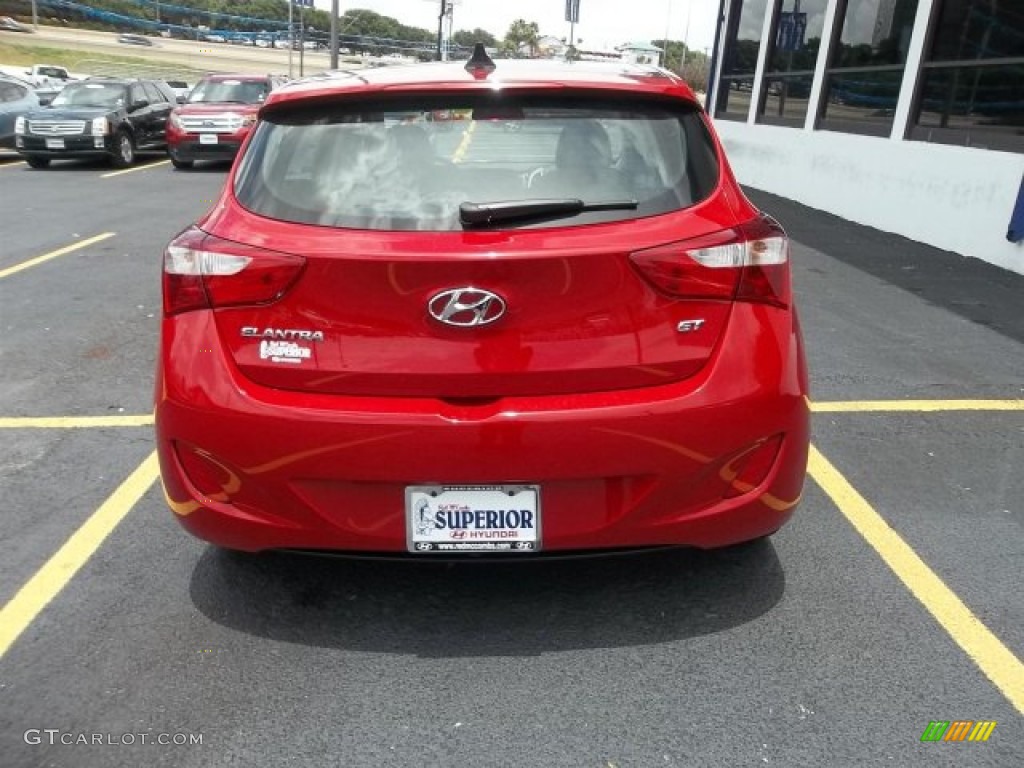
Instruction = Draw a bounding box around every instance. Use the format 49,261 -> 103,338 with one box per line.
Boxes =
199,133 -> 218,145
406,485 -> 541,553
45,138 -> 64,149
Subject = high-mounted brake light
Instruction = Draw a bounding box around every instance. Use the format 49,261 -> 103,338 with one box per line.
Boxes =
629,214 -> 791,307
162,227 -> 305,315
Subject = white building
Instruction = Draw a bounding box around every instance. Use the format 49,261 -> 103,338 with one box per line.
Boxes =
707,0 -> 1024,274
617,41 -> 664,66
536,35 -> 569,58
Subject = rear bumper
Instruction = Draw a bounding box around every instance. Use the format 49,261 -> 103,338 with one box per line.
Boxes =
155,304 -> 810,553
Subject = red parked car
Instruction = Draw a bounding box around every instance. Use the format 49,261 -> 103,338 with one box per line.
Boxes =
165,73 -> 286,168
156,48 -> 809,556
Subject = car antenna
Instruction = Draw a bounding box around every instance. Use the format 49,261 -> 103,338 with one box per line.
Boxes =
464,43 -> 496,77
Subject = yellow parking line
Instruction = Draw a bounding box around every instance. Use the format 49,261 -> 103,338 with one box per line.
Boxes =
807,444 -> 1024,715
0,415 -> 153,429
101,159 -> 171,178
451,121 -> 477,164
0,232 -> 115,281
0,452 -> 160,659
0,160 -> 26,169
811,399 -> 1024,413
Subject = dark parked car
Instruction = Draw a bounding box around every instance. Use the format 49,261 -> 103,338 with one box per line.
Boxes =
0,75 -> 40,148
15,78 -> 176,168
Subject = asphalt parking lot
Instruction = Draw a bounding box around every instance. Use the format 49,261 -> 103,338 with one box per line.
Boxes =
0,151 -> 1021,767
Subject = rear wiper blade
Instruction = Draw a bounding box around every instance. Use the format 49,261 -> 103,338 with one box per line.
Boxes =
459,198 -> 638,228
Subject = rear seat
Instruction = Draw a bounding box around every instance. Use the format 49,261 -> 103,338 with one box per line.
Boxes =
433,167 -> 528,200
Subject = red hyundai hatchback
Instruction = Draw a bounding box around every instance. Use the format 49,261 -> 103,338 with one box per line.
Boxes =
156,49 -> 809,556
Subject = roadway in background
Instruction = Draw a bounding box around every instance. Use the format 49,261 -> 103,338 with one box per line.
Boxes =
3,24 -> 342,76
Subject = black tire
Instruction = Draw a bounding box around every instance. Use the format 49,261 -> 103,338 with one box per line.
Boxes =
24,155 -> 50,169
170,156 -> 194,170
110,130 -> 135,168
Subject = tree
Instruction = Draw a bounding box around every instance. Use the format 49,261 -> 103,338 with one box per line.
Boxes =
503,19 -> 539,58
452,28 -> 497,49
678,55 -> 711,94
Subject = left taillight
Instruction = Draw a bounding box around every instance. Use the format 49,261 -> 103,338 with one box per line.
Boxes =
629,213 -> 791,308
162,227 -> 305,315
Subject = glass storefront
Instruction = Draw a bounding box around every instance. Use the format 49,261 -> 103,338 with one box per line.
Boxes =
819,0 -> 919,135
912,63 -> 1024,151
710,0 -> 1022,153
757,0 -> 829,126
715,0 -> 771,121
910,1 -> 1024,150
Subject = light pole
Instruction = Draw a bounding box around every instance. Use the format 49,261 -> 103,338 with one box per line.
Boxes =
566,0 -> 580,61
330,0 -> 339,69
662,0 -> 672,68
436,0 -> 448,61
299,4 -> 305,77
31,0 -> 38,29
288,0 -> 294,78
445,2 -> 454,61
681,2 -> 691,69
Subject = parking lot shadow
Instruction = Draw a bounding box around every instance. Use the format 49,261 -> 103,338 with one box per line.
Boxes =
746,188 -> 1024,345
189,543 -> 784,657
14,158 -> 166,172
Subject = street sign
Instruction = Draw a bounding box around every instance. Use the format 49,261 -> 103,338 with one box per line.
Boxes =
776,12 -> 807,52
292,0 -> 314,7
565,0 -> 581,25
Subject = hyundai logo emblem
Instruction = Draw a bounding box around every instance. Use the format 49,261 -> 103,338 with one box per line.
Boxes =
428,288 -> 506,327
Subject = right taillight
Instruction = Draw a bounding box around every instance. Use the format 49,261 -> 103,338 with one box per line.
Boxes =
629,214 -> 790,307
162,227 -> 305,315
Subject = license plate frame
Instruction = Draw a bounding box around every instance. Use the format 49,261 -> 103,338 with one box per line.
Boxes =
405,484 -> 541,554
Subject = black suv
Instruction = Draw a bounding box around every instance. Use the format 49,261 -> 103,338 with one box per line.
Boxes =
14,78 -> 176,168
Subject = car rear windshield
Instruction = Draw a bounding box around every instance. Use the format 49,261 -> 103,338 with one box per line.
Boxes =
190,78 -> 269,104
233,93 -> 720,231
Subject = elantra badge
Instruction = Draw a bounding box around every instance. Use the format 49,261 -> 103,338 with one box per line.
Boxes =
428,288 -> 506,327
241,327 -> 324,342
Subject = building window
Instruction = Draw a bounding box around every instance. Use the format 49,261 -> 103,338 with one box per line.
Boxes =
818,0 -> 920,136
757,0 -> 830,127
910,1 -> 1024,152
715,0 -> 771,121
